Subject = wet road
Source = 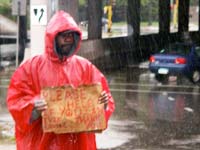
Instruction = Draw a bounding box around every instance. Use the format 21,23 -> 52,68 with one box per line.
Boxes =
1,66 -> 200,149
98,67 -> 200,150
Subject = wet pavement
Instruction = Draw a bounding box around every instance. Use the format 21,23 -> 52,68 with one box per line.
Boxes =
1,65 -> 200,150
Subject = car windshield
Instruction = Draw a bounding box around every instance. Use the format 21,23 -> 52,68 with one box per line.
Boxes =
160,43 -> 192,55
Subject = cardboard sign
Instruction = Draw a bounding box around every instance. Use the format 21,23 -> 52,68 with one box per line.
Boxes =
41,84 -> 106,133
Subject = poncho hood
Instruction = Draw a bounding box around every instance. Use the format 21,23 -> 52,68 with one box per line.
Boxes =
45,10 -> 82,62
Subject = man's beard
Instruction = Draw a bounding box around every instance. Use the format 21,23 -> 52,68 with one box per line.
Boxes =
58,44 -> 73,56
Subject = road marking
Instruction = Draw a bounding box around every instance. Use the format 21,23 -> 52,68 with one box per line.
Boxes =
110,88 -> 200,95
109,82 -> 199,89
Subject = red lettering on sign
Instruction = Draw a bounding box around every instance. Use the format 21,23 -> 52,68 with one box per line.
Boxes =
56,89 -> 63,101
65,90 -> 71,98
65,109 -> 73,117
42,84 -> 105,133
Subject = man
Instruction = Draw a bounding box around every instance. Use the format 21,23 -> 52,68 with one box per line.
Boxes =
6,10 -> 115,150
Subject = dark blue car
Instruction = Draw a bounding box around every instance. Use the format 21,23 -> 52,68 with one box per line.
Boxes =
149,42 -> 200,84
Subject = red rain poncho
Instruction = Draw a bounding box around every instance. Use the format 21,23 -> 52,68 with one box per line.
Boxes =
6,10 -> 115,150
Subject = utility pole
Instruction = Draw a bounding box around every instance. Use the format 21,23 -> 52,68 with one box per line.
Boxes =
18,16 -> 27,64
12,0 -> 27,68
30,0 -> 48,56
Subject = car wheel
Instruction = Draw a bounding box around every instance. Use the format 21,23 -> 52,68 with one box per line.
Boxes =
191,70 -> 200,83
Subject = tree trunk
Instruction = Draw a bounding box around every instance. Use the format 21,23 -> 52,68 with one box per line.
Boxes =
88,0 -> 102,39
58,0 -> 79,22
178,0 -> 190,33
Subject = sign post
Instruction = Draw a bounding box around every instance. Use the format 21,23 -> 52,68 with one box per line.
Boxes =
12,0 -> 27,68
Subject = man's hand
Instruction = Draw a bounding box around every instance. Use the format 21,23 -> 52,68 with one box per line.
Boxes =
98,91 -> 109,110
34,99 -> 48,114
30,99 -> 47,123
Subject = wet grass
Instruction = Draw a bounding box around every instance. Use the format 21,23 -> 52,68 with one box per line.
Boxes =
0,125 -> 15,144
0,136 -> 15,145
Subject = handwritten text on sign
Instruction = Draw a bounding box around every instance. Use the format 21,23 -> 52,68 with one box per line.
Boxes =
41,84 -> 106,133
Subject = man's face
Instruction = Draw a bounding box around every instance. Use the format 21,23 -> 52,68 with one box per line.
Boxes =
56,31 -> 74,56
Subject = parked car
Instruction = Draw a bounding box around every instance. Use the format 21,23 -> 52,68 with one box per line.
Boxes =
79,17 -> 108,29
0,44 -> 16,60
149,42 -> 200,84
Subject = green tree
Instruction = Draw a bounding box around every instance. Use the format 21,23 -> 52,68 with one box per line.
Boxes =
79,0 -> 85,6
0,0 -> 15,20
141,0 -> 158,22
190,0 -> 198,6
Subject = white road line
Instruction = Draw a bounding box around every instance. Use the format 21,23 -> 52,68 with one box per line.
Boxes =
110,88 -> 200,95
109,82 -> 198,89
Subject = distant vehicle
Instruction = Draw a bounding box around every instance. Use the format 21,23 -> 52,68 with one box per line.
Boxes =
79,17 -> 108,29
0,44 -> 16,61
0,44 -> 16,68
149,42 -> 200,84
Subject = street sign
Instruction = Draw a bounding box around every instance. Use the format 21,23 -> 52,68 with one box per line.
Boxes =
12,0 -> 27,16
31,5 -> 47,25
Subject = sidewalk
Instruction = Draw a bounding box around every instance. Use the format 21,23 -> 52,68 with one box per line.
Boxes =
0,144 -> 16,150
0,111 -> 135,150
0,111 -> 15,150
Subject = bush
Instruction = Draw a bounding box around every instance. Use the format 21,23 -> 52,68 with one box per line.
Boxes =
0,0 -> 16,21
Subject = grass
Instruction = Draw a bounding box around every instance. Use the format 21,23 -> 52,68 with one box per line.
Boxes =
0,125 -> 15,144
141,21 -> 159,27
0,136 -> 15,144
0,0 -> 10,5
113,21 -> 159,27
